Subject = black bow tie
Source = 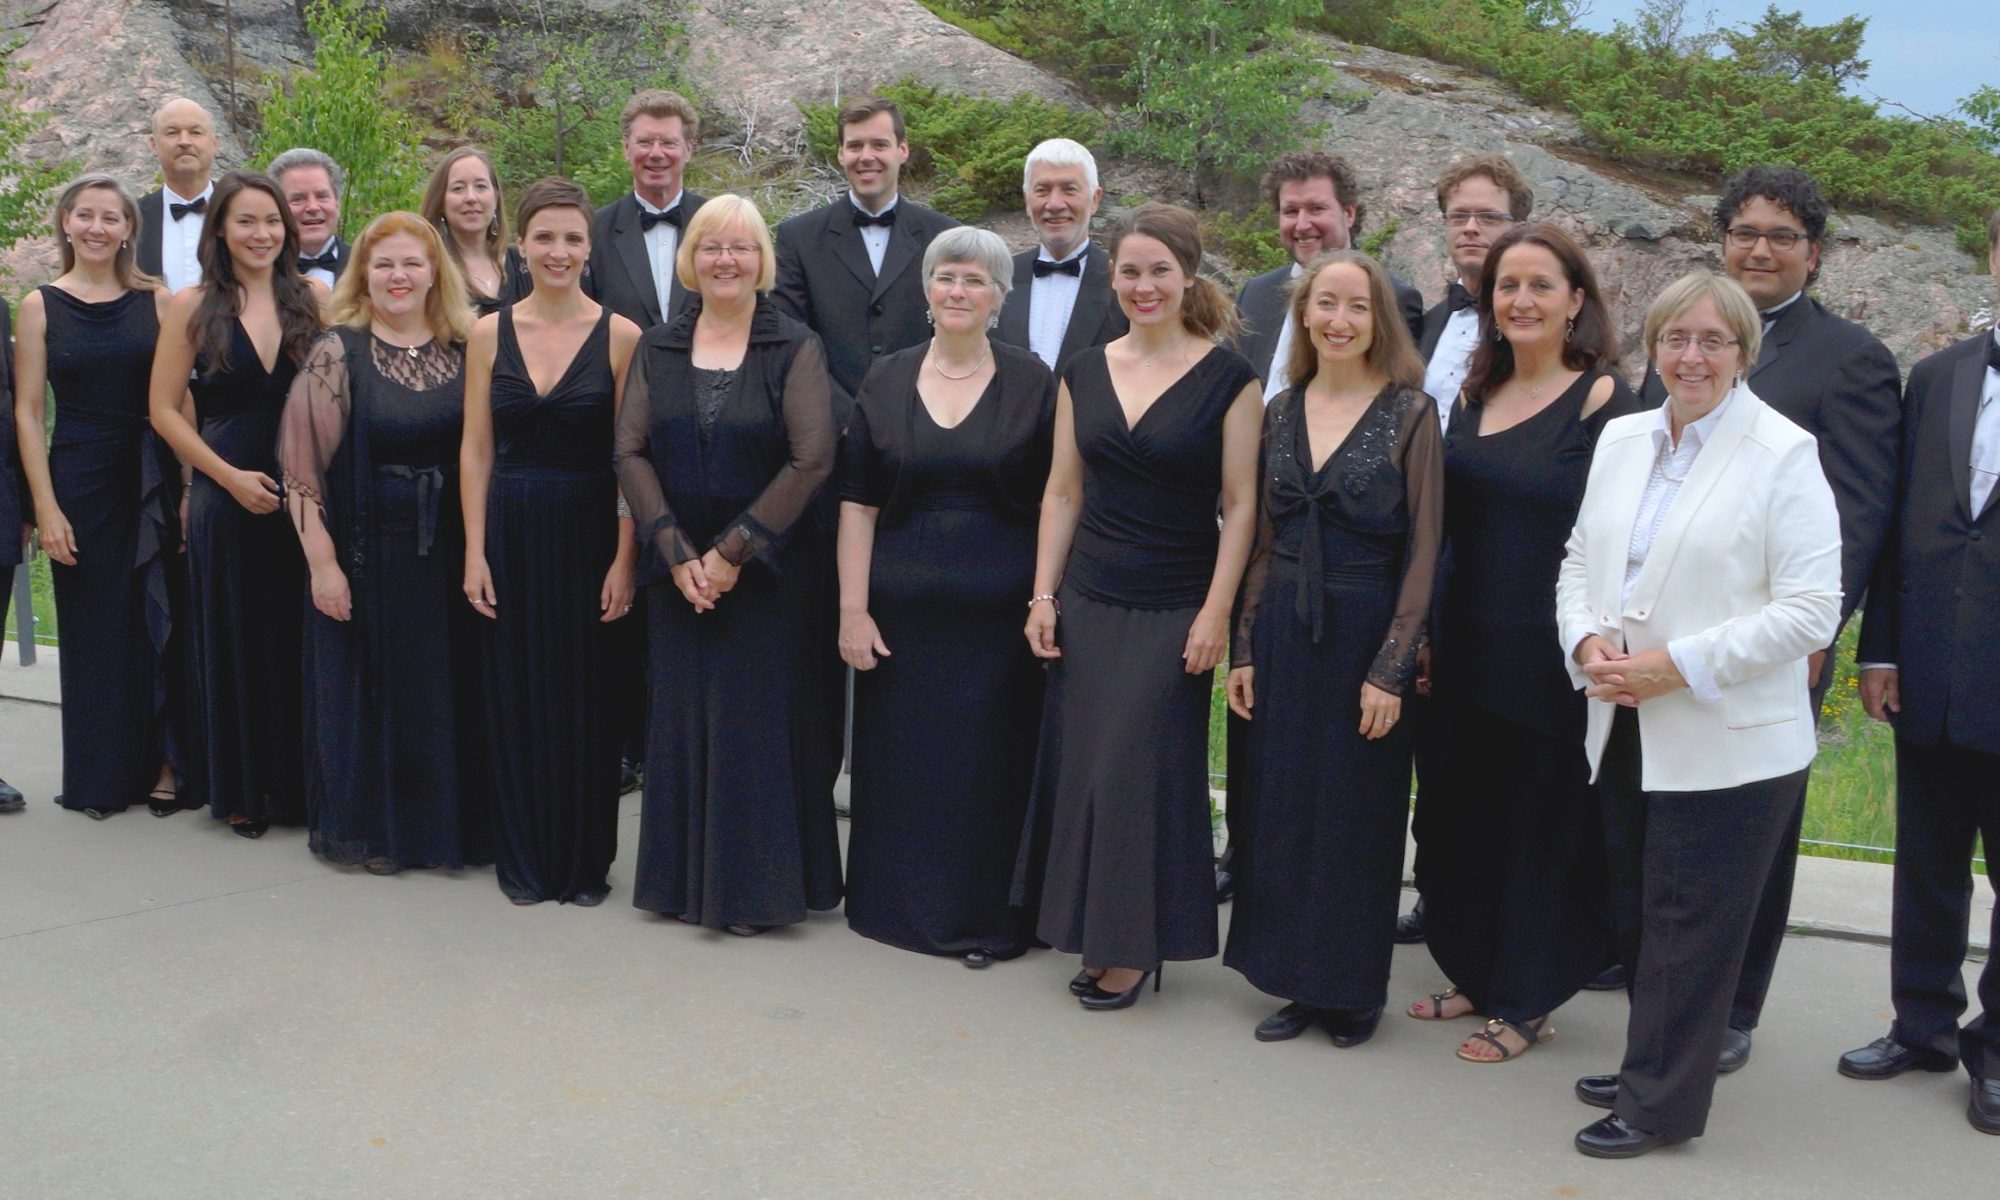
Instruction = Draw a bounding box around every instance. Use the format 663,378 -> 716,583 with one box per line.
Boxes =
1034,257 -> 1083,278
298,246 -> 339,274
852,206 -> 896,229
1446,281 -> 1475,313
169,196 -> 207,221
637,203 -> 683,231
1987,338 -> 2000,373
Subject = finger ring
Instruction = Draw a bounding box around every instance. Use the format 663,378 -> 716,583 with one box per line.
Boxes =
623,604 -> 633,613
1385,717 -> 1396,724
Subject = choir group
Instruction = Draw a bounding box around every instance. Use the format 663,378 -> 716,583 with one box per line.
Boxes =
2,87 -> 1997,1157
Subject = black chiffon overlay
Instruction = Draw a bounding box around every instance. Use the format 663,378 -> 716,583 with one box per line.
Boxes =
279,329 -> 489,869
613,297 -> 843,928
1223,382 -> 1443,1011
1422,368 -> 1638,1023
481,305 -> 623,901
39,286 -> 180,812
186,319 -> 307,824
840,341 -> 1055,957
1023,344 -> 1259,968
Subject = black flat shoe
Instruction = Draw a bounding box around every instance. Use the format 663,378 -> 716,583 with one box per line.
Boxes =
1393,900 -> 1426,945
1582,963 -> 1627,991
1069,968 -> 1104,996
1574,1114 -> 1683,1159
1575,1074 -> 1618,1110
0,779 -> 24,813
725,923 -> 771,937
1970,1077 -> 2000,1135
1717,1026 -> 1752,1074
1255,1002 -> 1324,1042
1323,1006 -> 1383,1048
1215,865 -> 1234,903
1838,1034 -> 1959,1080
1079,967 -> 1160,1011
230,819 -> 268,839
571,891 -> 608,907
962,950 -> 994,969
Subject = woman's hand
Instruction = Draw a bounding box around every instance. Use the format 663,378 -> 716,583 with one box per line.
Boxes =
1025,597 -> 1060,660
599,555 -> 635,623
463,554 -> 497,619
1226,666 -> 1256,720
671,557 -> 714,612
698,548 -> 740,599
1582,648 -> 1685,706
224,467 -> 283,515
310,564 -> 352,622
34,504 -> 77,566
1182,605 -> 1230,675
839,610 -> 892,671
1573,633 -> 1623,668
1359,681 -> 1402,739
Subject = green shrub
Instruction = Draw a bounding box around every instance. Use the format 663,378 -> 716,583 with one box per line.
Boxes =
1201,207 -> 1289,274
0,41 -> 69,254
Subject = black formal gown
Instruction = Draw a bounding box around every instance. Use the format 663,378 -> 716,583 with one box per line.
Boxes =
1422,369 -> 1637,1023
39,286 -> 179,813
1223,383 -> 1443,1011
186,320 -> 307,825
1025,344 -> 1259,968
481,306 -> 624,902
280,330 -> 489,870
468,247 -> 533,319
840,343 -> 1055,958
613,298 -> 842,928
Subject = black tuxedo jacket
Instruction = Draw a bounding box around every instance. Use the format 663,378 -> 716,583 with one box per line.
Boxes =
1,298 -> 22,568
1858,334 -> 1999,754
772,197 -> 958,412
1639,294 -> 1901,627
1235,262 -> 1425,384
585,191 -> 709,331
992,244 -> 1126,374
137,188 -> 167,279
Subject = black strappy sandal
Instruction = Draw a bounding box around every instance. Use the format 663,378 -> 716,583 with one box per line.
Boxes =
1457,1016 -> 1554,1063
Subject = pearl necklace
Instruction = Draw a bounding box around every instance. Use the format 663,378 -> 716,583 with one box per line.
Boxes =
930,343 -> 990,380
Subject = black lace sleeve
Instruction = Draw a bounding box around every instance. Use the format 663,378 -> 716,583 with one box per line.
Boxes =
613,346 -> 701,567
277,331 -> 350,533
710,335 -> 837,567
1367,389 -> 1444,694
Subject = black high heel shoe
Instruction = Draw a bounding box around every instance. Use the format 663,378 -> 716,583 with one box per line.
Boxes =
1069,968 -> 1105,996
1079,965 -> 1163,1011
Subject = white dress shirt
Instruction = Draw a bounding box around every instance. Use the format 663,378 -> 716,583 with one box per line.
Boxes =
1027,245 -> 1087,370
849,192 -> 898,276
298,236 -> 340,289
1624,391 -> 1735,702
1423,301 -> 1480,432
1262,263 -> 1303,403
636,190 -> 684,318
160,182 -> 214,293
1971,330 -> 2000,517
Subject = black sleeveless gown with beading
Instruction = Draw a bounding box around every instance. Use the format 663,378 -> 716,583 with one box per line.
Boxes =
1023,344 -> 1259,968
281,329 -> 489,870
1423,369 -> 1638,1024
1222,383 -> 1443,1012
186,320 -> 306,825
482,306 -> 622,902
40,286 -> 180,813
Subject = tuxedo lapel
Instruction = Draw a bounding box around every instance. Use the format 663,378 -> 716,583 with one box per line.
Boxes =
1749,296 -> 1808,384
1059,247 -> 1114,367
872,216 -> 920,302
611,200 -> 662,328
998,251 -> 1033,345
138,191 -> 164,279
1945,350 -> 1985,522
827,218 -> 877,293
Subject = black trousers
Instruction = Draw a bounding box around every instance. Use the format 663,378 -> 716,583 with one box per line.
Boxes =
1601,707 -> 1806,1140
1888,736 -> 2000,1078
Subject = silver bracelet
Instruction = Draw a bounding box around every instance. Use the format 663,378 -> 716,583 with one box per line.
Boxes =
1027,593 -> 1058,610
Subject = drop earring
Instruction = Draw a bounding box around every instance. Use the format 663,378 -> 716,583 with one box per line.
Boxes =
925,309 -> 935,326
1564,318 -> 1574,343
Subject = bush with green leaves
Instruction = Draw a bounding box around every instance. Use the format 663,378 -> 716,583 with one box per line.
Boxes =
0,41 -> 69,254
800,81 -> 1105,221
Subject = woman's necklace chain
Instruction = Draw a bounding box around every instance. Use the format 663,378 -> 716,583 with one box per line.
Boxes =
930,342 -> 990,380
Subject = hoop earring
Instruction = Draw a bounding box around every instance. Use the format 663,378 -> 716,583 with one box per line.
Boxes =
1564,319 -> 1574,343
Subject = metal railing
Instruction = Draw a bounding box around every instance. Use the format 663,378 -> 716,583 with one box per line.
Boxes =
7,567 -> 34,666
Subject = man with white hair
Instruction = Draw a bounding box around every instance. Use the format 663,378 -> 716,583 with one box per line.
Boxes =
136,96 -> 220,291
268,147 -> 348,285
993,138 -> 1126,372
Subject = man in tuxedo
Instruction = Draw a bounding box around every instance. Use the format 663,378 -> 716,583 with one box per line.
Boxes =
269,148 -> 348,286
1838,211 -> 2000,1136
1235,151 -> 1424,400
993,138 -> 1126,372
587,90 -> 708,331
1639,164 -> 1903,1074
136,97 -> 219,291
1,296 -> 25,811
773,95 -> 958,412
1418,155 -> 1533,429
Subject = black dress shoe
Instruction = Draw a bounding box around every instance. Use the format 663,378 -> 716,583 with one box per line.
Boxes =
1582,963 -> 1627,991
1575,1114 -> 1682,1159
1079,967 -> 1160,1011
1214,865 -> 1234,903
230,819 -> 268,839
1970,1077 -> 2000,1135
1717,1027 -> 1752,1074
1393,899 -> 1426,945
571,890 -> 608,907
1069,968 -> 1103,996
1574,1074 -> 1618,1110
0,778 -> 24,813
82,807 -> 116,821
1837,1034 -> 1959,1080
962,950 -> 993,969
1255,1001 -> 1324,1042
725,923 -> 772,937
1323,1006 -> 1383,1048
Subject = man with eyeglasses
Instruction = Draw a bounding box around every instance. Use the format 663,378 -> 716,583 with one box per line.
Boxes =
1418,156 -> 1533,433
1639,163 -> 1903,1078
587,90 -> 710,332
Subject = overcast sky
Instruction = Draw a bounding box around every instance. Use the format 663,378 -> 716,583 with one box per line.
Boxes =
1576,1 -> 1996,119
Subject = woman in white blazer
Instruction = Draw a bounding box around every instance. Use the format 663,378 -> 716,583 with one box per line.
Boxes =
1555,271 -> 1842,1159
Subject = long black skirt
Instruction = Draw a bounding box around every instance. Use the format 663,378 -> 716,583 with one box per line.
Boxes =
1028,587 -> 1217,967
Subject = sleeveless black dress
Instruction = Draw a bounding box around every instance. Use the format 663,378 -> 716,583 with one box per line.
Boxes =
1423,369 -> 1637,1023
481,306 -> 622,902
41,286 -> 179,813
186,319 -> 307,825
281,329 -> 488,870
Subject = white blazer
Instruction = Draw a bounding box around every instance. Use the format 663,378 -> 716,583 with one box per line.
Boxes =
1557,385 -> 1842,792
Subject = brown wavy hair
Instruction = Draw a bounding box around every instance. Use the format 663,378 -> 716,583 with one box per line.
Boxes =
1461,222 -> 1617,405
188,170 -> 323,373
1282,250 -> 1426,394
1107,202 -> 1241,342
420,146 -> 510,283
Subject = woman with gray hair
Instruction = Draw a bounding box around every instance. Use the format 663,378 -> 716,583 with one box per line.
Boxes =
838,226 -> 1057,966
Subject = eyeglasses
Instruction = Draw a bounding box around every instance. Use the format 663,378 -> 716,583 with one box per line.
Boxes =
696,243 -> 760,259
1443,210 -> 1515,229
930,270 -> 994,290
1656,332 -> 1740,355
1723,226 -> 1808,251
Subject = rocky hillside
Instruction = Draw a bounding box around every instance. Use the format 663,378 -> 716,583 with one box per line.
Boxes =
4,0 -> 1990,364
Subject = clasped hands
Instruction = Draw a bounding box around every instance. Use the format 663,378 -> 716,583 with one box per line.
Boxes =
671,548 -> 741,613
1573,635 -> 1685,706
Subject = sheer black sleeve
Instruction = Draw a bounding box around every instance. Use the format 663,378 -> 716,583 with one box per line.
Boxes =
613,346 -> 701,567
1231,402 -> 1280,669
711,334 -> 836,567
278,331 -> 351,534
1368,391 -> 1443,694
